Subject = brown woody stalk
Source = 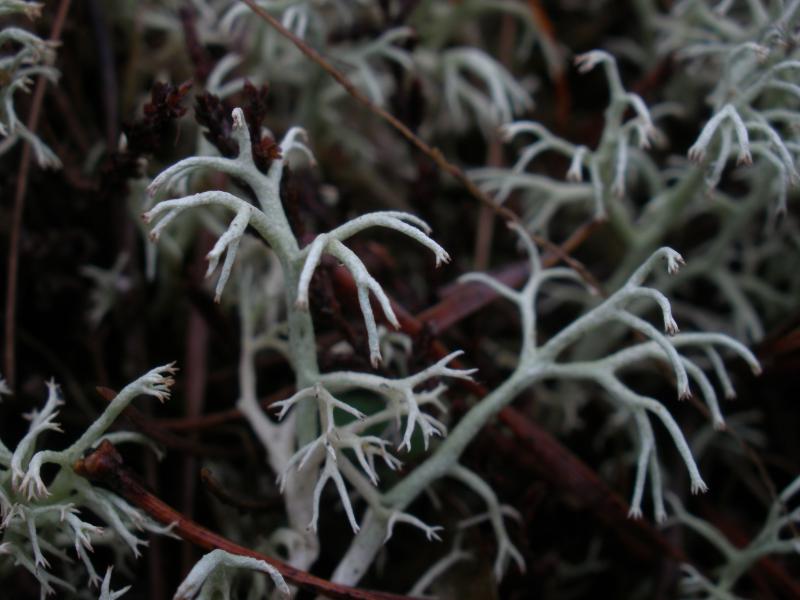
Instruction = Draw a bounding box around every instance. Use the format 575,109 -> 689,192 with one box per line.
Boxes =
4,0 -> 72,387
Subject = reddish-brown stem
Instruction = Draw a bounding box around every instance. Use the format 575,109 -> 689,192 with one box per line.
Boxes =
75,441 -> 421,600
525,0 -> 571,128
4,0 -> 72,387
200,467 -> 282,512
181,234 -> 212,574
473,14 -> 517,270
50,86 -> 92,154
96,387 -> 244,458
151,384 -> 295,432
87,0 -> 118,148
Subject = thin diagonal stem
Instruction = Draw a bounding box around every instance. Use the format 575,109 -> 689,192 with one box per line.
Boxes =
4,0 -> 72,387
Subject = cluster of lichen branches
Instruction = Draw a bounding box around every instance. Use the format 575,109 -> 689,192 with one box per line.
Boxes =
2,1 -> 799,599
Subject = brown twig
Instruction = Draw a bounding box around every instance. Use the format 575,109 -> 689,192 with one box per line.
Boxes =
525,0 -> 571,128
95,387 -> 244,458
4,0 -> 72,388
200,467 -> 282,513
50,86 -> 92,154
153,384 -> 295,432
473,14 -> 517,270
238,0 -> 600,292
181,234 -> 212,573
87,0 -> 118,148
75,441 -> 422,600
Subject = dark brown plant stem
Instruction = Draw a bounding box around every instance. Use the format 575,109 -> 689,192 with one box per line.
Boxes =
153,384 -> 295,432
239,0 -> 600,292
74,441 -> 422,600
525,0 -> 571,128
88,0 -> 118,148
472,149 -> 501,271
96,387 -> 243,458
181,235 -> 212,575
4,0 -> 72,388
144,440 -> 166,600
473,14 -> 517,271
50,86 -> 91,154
200,468 -> 282,512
